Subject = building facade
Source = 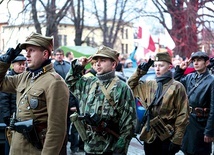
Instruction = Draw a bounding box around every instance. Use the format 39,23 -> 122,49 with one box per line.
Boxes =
0,22 -> 135,56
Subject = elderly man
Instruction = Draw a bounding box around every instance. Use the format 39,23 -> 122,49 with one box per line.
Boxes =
0,32 -> 69,155
65,45 -> 136,155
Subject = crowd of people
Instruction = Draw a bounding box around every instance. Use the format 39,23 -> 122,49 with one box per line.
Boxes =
0,32 -> 213,155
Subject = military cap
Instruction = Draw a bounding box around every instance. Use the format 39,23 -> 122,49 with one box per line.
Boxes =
12,54 -> 26,63
191,51 -> 209,61
155,51 -> 172,64
92,45 -> 119,63
20,32 -> 53,53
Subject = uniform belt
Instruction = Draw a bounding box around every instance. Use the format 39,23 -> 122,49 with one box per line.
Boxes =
86,124 -> 120,138
189,106 -> 210,117
87,125 -> 104,133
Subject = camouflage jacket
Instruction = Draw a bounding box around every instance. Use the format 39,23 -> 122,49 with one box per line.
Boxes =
128,68 -> 189,145
65,59 -> 136,154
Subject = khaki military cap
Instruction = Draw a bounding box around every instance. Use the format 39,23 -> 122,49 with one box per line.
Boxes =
20,32 -> 53,53
92,45 -> 119,63
155,51 -> 172,64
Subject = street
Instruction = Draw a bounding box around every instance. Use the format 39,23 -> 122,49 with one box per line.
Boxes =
67,134 -> 196,155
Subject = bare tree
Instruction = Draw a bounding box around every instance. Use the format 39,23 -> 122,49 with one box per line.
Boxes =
27,0 -> 72,49
0,0 -> 4,4
68,0 -> 85,45
144,0 -> 214,58
91,0 -> 145,48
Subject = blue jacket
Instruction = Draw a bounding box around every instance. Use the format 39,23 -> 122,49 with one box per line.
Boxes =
53,60 -> 70,79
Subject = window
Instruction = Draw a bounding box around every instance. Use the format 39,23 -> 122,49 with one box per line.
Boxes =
58,35 -> 62,46
122,43 -> 128,54
121,28 -> 128,39
58,35 -> 67,46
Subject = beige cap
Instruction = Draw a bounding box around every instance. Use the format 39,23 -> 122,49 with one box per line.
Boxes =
20,32 -> 53,53
155,51 -> 172,64
92,45 -> 119,63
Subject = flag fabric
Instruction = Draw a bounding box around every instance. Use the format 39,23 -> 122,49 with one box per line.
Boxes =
144,47 -> 150,55
137,27 -> 142,39
148,35 -> 156,52
137,26 -> 156,52
159,29 -> 175,51
166,47 -> 173,57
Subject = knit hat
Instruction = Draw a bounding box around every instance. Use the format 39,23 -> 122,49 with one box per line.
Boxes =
12,54 -> 26,63
191,51 -> 209,61
92,45 -> 119,63
155,52 -> 172,64
20,32 -> 53,54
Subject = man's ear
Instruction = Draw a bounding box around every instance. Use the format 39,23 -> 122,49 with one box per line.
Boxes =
113,61 -> 117,68
169,64 -> 173,70
43,50 -> 49,59
205,59 -> 210,67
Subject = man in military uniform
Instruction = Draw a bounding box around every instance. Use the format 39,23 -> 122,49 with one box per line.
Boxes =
0,54 -> 26,155
128,52 -> 189,155
65,46 -> 136,155
174,51 -> 214,155
0,32 -> 69,155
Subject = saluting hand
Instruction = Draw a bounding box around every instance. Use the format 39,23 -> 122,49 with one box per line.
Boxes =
78,56 -> 92,67
0,43 -> 22,63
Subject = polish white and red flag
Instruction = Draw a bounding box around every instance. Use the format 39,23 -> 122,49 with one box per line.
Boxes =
137,26 -> 156,53
159,29 -> 176,56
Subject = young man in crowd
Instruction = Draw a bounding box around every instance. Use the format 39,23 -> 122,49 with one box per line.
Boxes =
65,45 -> 136,155
128,51 -> 189,155
174,51 -> 214,155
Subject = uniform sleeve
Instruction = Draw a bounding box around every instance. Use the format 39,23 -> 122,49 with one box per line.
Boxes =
65,59 -> 97,114
65,59 -> 85,90
127,68 -> 151,108
114,84 -> 136,154
204,81 -> 214,137
171,83 -> 189,145
41,80 -> 69,155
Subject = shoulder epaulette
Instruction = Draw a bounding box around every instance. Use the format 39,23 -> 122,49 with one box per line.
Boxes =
51,72 -> 62,80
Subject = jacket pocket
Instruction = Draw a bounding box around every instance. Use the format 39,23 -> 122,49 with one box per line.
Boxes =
28,89 -> 46,109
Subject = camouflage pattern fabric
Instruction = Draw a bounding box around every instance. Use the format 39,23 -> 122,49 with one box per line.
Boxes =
65,59 -> 136,154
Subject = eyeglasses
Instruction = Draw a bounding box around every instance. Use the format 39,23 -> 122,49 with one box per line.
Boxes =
55,54 -> 64,56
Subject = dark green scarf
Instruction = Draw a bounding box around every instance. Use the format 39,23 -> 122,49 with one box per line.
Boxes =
153,70 -> 172,106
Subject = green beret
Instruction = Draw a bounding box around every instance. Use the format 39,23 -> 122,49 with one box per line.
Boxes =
155,51 -> 172,64
20,32 -> 53,53
92,45 -> 119,63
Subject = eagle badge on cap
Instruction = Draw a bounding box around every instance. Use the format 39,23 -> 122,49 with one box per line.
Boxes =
98,46 -> 104,51
155,57 -> 159,61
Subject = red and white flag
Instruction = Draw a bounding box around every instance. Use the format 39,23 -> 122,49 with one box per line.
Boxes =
137,26 -> 156,52
159,29 -> 175,51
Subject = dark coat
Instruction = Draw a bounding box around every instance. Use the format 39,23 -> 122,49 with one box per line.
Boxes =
0,69 -> 17,124
174,68 -> 214,154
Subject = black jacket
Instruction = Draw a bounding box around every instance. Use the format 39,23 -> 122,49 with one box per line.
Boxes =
0,69 -> 17,125
174,67 -> 214,154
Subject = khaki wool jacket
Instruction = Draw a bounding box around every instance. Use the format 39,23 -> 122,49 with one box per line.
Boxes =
0,61 -> 69,155
128,68 -> 189,145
